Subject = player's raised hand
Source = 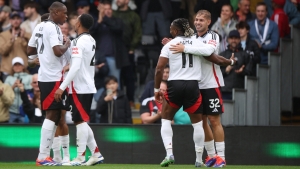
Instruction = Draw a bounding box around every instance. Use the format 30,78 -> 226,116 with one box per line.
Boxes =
162,37 -> 172,45
64,37 -> 71,47
169,43 -> 185,54
54,88 -> 63,102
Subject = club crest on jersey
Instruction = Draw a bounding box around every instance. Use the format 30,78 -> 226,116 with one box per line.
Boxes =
203,40 -> 206,44
208,39 -> 216,46
72,47 -> 79,54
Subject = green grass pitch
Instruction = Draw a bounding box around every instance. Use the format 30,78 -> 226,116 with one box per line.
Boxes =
0,163 -> 299,169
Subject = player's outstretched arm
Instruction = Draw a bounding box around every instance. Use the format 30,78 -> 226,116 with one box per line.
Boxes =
54,57 -> 82,102
204,53 -> 236,66
169,43 -> 216,56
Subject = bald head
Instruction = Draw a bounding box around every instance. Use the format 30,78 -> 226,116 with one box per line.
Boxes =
31,74 -> 39,92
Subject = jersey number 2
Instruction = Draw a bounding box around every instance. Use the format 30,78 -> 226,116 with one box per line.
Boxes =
90,45 -> 96,66
182,52 -> 193,68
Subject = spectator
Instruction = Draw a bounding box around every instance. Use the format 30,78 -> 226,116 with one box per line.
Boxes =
68,12 -> 78,39
139,81 -> 167,124
4,57 -> 32,123
60,22 -> 74,41
0,73 -> 15,123
113,0 -> 142,108
139,65 -> 169,103
0,5 -> 11,33
21,1 -> 41,34
19,74 -> 44,123
96,75 -> 132,124
234,0 -> 255,22
140,0 -> 172,41
271,0 -> 290,38
194,0 -> 231,29
220,30 -> 252,100
0,11 -> 31,75
249,2 -> 279,65
211,4 -> 238,53
112,0 -> 137,11
0,0 -> 5,8
92,1 -> 129,86
76,0 -> 91,15
265,0 -> 300,25
90,56 -> 109,124
236,21 -> 260,75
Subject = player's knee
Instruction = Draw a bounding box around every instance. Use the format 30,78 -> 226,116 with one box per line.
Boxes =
208,115 -> 221,127
58,117 -> 66,126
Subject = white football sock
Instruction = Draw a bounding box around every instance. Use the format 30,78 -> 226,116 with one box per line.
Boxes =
192,121 -> 205,163
38,119 -> 55,160
59,134 -> 70,162
204,140 -> 216,158
76,122 -> 89,161
52,137 -> 61,161
86,124 -> 101,157
161,119 -> 173,157
215,142 -> 225,160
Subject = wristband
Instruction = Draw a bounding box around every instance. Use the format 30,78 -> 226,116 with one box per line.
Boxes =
230,59 -> 234,66
154,88 -> 160,93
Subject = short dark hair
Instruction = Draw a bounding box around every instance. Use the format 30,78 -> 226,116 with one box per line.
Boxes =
68,12 -> 78,20
24,1 -> 39,11
104,75 -> 118,85
236,21 -> 250,30
41,13 -> 50,22
165,64 -> 169,69
222,4 -> 234,12
101,0 -> 112,5
79,13 -> 94,30
256,2 -> 268,11
49,2 -> 65,12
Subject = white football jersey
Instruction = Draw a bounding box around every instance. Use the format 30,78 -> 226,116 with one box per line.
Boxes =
62,48 -> 71,80
68,33 -> 96,94
160,36 -> 201,81
197,31 -> 224,89
28,20 -> 64,82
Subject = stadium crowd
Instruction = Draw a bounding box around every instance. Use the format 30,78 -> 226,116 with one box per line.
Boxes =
0,0 -> 299,124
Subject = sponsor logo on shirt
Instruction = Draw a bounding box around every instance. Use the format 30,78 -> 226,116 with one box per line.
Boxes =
72,47 -> 79,54
208,39 -> 216,46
